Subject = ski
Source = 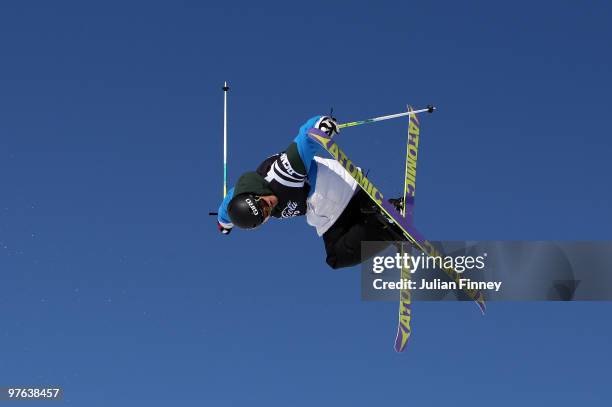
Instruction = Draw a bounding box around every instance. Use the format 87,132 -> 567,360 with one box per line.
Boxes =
307,128 -> 487,315
394,107 -> 419,352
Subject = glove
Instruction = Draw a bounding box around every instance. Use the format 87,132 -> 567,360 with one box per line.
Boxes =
316,116 -> 340,137
217,222 -> 232,235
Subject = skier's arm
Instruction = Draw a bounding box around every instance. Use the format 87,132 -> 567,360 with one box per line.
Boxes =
264,116 -> 338,187
217,187 -> 234,234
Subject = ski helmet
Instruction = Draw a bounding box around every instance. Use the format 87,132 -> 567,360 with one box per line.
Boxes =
227,193 -> 265,229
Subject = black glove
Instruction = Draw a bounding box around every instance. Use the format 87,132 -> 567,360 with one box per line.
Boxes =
316,116 -> 340,137
217,222 -> 232,235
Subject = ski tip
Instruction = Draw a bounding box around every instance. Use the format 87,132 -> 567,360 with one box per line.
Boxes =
208,211 -> 218,216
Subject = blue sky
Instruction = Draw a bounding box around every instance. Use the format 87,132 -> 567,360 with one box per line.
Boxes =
1,1 -> 611,405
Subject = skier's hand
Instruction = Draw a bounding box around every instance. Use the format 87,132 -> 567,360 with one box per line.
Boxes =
217,222 -> 232,235
316,116 -> 340,137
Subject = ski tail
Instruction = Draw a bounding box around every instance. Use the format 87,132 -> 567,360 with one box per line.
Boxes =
402,106 -> 420,223
394,242 -> 412,352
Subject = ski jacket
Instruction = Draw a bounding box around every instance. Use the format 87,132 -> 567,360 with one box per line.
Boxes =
218,116 -> 358,235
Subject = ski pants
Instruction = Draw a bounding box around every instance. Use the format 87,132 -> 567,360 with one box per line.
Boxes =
322,189 -> 396,269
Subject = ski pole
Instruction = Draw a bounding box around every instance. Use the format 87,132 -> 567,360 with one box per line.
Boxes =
338,105 -> 435,129
209,82 -> 230,218
223,81 -> 229,197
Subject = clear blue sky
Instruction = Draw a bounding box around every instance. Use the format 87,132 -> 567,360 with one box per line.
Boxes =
1,1 -> 611,405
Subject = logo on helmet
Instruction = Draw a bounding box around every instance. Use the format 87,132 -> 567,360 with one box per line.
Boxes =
245,198 -> 259,216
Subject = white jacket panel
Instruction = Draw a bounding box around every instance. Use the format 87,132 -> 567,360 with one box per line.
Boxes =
306,157 -> 359,236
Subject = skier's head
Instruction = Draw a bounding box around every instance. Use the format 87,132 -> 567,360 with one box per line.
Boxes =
228,193 -> 277,230
229,171 -> 278,230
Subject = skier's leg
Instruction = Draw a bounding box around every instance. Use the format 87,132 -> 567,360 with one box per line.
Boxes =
322,189 -> 395,269
323,217 -> 393,269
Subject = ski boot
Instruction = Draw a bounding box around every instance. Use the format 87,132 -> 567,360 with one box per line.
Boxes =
360,196 -> 404,215
360,197 -> 408,243
388,197 -> 405,213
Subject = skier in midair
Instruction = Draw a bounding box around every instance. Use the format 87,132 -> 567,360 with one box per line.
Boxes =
216,115 -> 402,269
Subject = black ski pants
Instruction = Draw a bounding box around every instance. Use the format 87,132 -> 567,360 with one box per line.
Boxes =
322,189 -> 396,269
